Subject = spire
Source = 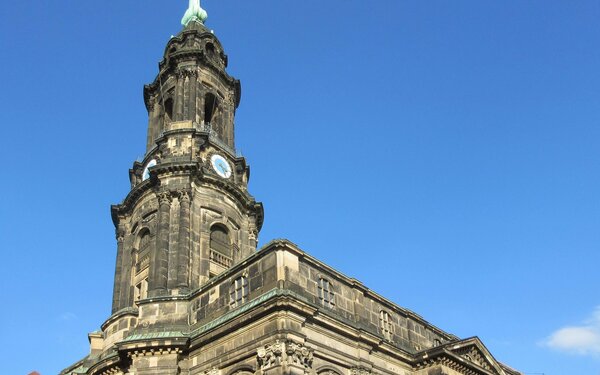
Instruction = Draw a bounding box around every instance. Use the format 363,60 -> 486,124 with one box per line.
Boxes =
181,0 -> 208,27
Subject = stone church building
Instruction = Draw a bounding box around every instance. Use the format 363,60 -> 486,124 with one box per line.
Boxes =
62,4 -> 522,375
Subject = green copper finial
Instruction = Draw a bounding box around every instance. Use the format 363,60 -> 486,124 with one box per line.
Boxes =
182,0 -> 208,26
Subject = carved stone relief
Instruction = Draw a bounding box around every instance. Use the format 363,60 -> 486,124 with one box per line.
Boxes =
349,367 -> 372,375
257,340 -> 313,373
461,347 -> 492,371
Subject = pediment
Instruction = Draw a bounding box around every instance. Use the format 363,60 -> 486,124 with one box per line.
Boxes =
445,337 -> 503,374
415,337 -> 516,375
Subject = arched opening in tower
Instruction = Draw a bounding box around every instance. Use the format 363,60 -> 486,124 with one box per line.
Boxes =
204,93 -> 218,126
164,97 -> 174,124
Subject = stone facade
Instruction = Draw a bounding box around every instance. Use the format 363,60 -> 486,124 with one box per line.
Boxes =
61,14 -> 522,375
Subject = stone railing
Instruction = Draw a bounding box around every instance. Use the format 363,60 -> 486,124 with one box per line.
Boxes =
210,250 -> 232,268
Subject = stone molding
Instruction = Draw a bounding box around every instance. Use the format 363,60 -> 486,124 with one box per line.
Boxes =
127,347 -> 183,359
98,367 -> 123,375
414,357 -> 491,375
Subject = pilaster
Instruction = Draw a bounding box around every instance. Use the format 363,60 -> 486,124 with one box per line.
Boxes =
177,190 -> 192,290
175,70 -> 185,121
150,191 -> 172,297
111,226 -> 126,313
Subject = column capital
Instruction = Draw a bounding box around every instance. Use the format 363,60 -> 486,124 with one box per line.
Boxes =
115,228 -> 125,242
182,68 -> 198,78
157,191 -> 173,205
178,190 -> 192,203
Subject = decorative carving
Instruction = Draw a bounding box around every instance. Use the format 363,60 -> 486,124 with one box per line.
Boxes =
183,68 -> 198,78
157,191 -> 172,206
257,340 -> 284,370
202,367 -> 220,375
349,367 -> 371,375
286,341 -> 313,370
461,347 -> 492,370
178,190 -> 191,203
116,228 -> 125,242
147,96 -> 156,112
248,228 -> 258,242
257,340 -> 313,373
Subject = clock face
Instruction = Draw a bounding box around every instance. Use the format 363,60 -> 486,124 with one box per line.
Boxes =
211,154 -> 232,178
142,159 -> 157,181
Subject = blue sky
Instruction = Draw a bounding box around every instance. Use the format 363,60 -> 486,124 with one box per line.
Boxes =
0,1 -> 599,374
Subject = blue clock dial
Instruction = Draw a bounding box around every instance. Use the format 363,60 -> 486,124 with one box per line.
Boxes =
210,154 -> 232,178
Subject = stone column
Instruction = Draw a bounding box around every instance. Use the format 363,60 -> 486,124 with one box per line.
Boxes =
146,97 -> 158,151
111,227 -> 125,313
177,190 -> 191,290
150,191 -> 172,296
224,95 -> 235,148
183,73 -> 190,120
189,70 -> 198,123
175,70 -> 185,121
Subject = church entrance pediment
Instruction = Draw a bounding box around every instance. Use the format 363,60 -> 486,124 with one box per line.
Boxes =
414,337 -> 517,375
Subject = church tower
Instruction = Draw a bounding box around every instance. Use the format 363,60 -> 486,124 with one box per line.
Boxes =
62,3 -> 522,375
110,4 -> 263,312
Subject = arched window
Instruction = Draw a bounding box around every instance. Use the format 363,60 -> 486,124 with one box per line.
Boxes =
379,310 -> 393,341
209,224 -> 232,268
317,278 -> 335,308
204,93 -> 218,125
206,42 -> 216,57
230,275 -> 249,307
164,97 -> 174,123
133,230 -> 151,302
139,231 -> 151,252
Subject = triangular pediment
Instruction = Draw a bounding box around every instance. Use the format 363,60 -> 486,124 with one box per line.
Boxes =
415,337 -> 519,375
445,337 -> 504,374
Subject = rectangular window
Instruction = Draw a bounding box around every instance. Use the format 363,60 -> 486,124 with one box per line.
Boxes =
318,278 -> 335,308
134,279 -> 148,302
380,310 -> 393,341
230,276 -> 249,307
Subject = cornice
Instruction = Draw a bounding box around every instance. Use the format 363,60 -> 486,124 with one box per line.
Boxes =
112,160 -> 262,229
144,50 -> 239,111
101,307 -> 139,331
198,173 -> 264,228
86,352 -> 120,375
163,27 -> 225,60
112,162 -> 199,225
412,353 -> 495,375
412,337 -> 511,375
256,240 -> 457,343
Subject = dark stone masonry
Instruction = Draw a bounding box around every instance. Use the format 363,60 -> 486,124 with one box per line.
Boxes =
62,7 -> 522,375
